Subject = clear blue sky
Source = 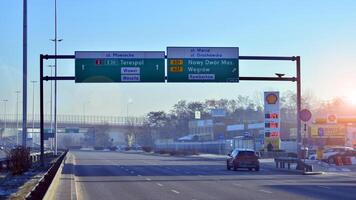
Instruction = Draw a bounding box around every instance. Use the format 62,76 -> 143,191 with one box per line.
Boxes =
1,0 -> 356,116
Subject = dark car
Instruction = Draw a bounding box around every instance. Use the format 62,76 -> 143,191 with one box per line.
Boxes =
227,149 -> 260,171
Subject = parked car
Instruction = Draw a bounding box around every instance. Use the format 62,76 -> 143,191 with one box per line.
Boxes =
227,148 -> 260,171
308,146 -> 354,161
327,149 -> 356,163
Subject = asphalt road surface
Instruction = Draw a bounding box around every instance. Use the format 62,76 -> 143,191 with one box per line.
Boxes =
52,150 -> 356,200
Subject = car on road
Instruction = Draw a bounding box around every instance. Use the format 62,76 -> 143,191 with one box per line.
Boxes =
308,146 -> 354,162
226,148 -> 260,171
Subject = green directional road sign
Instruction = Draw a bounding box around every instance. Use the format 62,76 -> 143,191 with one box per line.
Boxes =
75,51 -> 165,83
167,47 -> 239,82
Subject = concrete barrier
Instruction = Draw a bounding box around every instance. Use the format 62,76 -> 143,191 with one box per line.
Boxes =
25,150 -> 68,200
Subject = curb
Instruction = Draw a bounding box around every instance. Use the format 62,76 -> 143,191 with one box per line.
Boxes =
303,171 -> 324,175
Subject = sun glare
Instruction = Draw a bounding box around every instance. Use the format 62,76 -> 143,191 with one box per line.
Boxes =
346,92 -> 356,106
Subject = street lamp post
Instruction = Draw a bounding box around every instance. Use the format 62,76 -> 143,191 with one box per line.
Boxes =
1,100 -> 8,144
47,65 -> 55,149
126,99 -> 133,124
15,91 -> 20,145
22,0 -> 28,148
31,81 -> 37,146
50,0 -> 63,156
83,101 -> 90,125
1,99 -> 8,129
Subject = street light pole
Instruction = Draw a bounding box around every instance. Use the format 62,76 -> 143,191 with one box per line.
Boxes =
1,100 -> 8,130
50,0 -> 62,156
15,91 -> 20,145
0,100 -> 8,143
83,101 -> 90,125
22,0 -> 28,148
31,81 -> 37,146
127,99 -> 133,124
48,65 -> 55,149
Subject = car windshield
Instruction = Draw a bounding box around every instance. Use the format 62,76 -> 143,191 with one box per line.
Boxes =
238,151 -> 255,156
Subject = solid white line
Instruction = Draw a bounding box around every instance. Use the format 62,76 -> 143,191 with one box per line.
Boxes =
156,183 -> 163,187
171,190 -> 180,194
259,189 -> 273,194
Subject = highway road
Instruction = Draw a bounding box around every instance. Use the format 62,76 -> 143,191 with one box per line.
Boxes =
51,150 -> 356,200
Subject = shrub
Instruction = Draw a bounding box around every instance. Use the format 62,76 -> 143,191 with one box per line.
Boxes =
7,147 -> 31,175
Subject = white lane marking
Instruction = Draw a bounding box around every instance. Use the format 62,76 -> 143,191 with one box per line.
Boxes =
156,183 -> 163,187
233,183 -> 241,186
146,178 -> 151,181
259,189 -> 273,194
318,185 -> 331,189
171,190 -> 180,194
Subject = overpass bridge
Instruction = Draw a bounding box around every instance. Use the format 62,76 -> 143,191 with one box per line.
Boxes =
0,114 -> 145,129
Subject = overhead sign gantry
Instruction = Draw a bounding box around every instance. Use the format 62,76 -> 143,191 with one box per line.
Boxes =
39,47 -> 301,166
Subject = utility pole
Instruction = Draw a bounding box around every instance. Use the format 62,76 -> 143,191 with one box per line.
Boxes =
31,81 -> 37,146
48,65 -> 55,149
22,0 -> 28,147
1,100 -> 8,130
15,91 -> 20,146
50,0 -> 62,155
83,101 -> 90,125
1,100 -> 8,145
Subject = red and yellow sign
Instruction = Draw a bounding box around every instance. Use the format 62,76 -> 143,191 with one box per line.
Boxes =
327,114 -> 337,124
265,93 -> 278,104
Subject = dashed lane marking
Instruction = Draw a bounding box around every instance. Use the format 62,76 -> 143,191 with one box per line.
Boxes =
318,185 -> 331,189
156,183 -> 163,187
146,178 -> 151,181
171,190 -> 180,194
259,189 -> 273,194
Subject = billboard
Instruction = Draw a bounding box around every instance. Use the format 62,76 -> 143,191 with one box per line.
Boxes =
310,124 -> 346,138
211,108 -> 227,117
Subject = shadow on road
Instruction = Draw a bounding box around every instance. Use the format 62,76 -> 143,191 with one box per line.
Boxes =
62,163 -> 300,177
266,185 -> 356,200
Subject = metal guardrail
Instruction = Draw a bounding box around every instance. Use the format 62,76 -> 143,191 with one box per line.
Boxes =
274,157 -> 313,172
25,150 -> 68,200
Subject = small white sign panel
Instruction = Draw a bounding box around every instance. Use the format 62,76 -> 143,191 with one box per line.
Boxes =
167,47 -> 239,59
